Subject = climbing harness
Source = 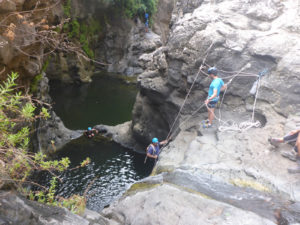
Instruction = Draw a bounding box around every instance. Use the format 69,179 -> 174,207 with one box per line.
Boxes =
144,144 -> 156,164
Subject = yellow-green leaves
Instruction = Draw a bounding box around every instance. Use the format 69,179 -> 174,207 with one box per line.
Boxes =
41,107 -> 50,119
22,103 -> 35,119
1,72 -> 88,215
7,127 -> 29,147
80,157 -> 90,167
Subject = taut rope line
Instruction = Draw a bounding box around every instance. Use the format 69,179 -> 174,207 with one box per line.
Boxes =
166,42 -> 214,140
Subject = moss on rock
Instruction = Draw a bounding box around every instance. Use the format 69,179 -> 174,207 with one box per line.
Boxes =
230,179 -> 271,193
126,182 -> 161,196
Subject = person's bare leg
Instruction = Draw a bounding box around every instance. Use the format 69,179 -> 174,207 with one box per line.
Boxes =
207,109 -> 210,124
208,107 -> 215,125
288,133 -> 300,173
296,133 -> 300,157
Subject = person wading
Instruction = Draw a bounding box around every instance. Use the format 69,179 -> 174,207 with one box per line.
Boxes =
84,127 -> 98,138
203,67 -> 227,128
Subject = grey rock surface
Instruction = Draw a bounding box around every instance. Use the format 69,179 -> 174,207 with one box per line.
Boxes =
101,20 -> 163,76
0,191 -> 89,225
94,121 -> 144,153
152,0 -> 175,44
36,110 -> 83,154
102,183 -> 275,225
0,0 -> 16,13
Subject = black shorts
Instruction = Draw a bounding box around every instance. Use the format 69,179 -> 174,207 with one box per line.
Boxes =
207,100 -> 218,109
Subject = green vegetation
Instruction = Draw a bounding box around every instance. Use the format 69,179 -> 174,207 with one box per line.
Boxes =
106,0 -> 158,18
63,17 -> 101,59
62,0 -> 158,61
62,0 -> 102,59
69,19 -> 80,38
63,0 -> 72,17
0,72 -> 89,214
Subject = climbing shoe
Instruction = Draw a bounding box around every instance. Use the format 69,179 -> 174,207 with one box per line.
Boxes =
288,166 -> 300,174
288,158 -> 300,174
281,151 -> 297,162
202,119 -> 209,125
203,123 -> 212,128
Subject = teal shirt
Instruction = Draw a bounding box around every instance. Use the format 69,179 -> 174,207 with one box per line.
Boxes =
208,78 -> 224,101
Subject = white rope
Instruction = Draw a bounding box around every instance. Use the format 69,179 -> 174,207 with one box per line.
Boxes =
154,44 -> 215,162
171,103 -> 207,136
218,120 -> 261,132
164,51 -> 267,142
216,72 -> 263,132
217,67 -> 244,124
167,68 -> 264,136
166,42 -> 214,139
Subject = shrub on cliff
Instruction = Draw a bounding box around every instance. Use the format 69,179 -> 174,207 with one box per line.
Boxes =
0,72 -> 89,214
106,0 -> 158,18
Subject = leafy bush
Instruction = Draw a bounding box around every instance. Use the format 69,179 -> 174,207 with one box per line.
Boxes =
0,72 -> 89,214
106,0 -> 158,19
63,0 -> 72,17
69,19 -> 80,39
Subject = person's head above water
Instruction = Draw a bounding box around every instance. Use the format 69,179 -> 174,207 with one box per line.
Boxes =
88,127 -> 92,131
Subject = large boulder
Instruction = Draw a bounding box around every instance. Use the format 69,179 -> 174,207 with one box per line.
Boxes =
101,19 -> 163,76
102,182 -> 275,225
0,0 -> 16,13
0,191 -> 89,225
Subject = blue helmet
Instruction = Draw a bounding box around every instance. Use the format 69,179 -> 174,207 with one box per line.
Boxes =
152,137 -> 159,143
88,127 -> 92,131
208,67 -> 218,75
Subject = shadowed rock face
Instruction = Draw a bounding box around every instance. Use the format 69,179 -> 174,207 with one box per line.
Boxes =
100,0 -> 300,224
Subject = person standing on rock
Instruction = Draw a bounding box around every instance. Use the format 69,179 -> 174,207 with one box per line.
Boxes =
145,137 -> 169,165
203,67 -> 227,128
145,12 -> 149,33
269,129 -> 300,173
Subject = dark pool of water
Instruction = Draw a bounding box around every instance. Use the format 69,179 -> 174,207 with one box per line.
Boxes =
49,73 -> 138,130
52,137 -> 153,211
46,73 -> 152,211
